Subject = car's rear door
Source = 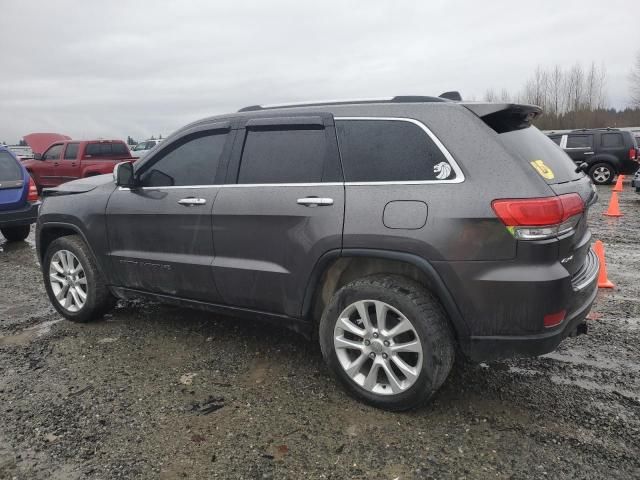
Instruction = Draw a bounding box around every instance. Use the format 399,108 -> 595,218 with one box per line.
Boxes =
564,133 -> 594,164
106,122 -> 234,301
56,142 -> 81,183
212,114 -> 344,317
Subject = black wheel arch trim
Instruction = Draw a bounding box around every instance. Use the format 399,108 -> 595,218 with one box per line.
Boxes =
37,221 -> 107,278
301,248 -> 469,338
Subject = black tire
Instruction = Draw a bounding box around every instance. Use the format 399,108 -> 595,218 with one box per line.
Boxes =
1,225 -> 31,242
589,162 -> 615,185
319,274 -> 455,411
42,235 -> 116,323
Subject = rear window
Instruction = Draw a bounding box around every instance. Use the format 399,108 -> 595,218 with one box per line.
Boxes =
548,135 -> 562,145
496,127 -> 581,184
0,151 -> 22,181
336,119 -> 456,182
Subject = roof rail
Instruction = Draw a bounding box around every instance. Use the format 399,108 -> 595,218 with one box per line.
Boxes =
569,127 -> 620,133
238,95 -> 449,112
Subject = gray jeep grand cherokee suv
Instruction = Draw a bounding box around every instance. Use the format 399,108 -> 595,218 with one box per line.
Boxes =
36,96 -> 599,410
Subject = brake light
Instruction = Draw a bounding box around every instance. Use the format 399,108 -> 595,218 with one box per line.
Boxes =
27,176 -> 39,202
544,309 -> 566,328
492,193 -> 584,240
630,148 -> 637,160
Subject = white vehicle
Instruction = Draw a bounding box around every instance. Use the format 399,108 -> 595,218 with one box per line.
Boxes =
130,138 -> 164,158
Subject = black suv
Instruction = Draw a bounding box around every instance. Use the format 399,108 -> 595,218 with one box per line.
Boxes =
547,128 -> 639,184
36,97 -> 599,410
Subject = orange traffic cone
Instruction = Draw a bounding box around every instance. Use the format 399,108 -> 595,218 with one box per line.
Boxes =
593,240 -> 614,289
613,175 -> 625,192
603,191 -> 623,217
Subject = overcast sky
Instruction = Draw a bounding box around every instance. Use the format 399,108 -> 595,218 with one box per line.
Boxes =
0,0 -> 637,143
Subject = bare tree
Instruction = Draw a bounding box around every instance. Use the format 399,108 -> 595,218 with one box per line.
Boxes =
483,89 -> 498,102
630,51 -> 640,106
548,65 -> 564,115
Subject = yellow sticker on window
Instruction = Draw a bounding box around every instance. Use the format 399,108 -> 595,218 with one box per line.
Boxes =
530,160 -> 555,180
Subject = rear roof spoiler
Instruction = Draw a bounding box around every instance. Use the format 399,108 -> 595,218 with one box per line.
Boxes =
461,103 -> 542,133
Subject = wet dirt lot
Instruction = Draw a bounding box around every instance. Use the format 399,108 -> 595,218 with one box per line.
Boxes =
1,183 -> 639,480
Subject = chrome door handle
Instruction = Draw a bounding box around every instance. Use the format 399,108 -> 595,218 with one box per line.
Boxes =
178,197 -> 207,206
297,197 -> 334,207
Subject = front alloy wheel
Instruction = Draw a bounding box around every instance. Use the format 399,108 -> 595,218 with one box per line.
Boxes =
43,235 -> 115,322
334,300 -> 423,395
49,250 -> 88,312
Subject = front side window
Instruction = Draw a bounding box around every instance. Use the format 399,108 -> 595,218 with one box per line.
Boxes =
566,135 -> 593,149
64,143 -> 79,160
238,127 -> 327,184
43,144 -> 63,161
140,131 -> 228,187
336,119 -> 455,182
601,133 -> 623,148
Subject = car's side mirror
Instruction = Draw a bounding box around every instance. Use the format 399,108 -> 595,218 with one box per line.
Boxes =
34,153 -> 42,160
113,161 -> 136,188
575,162 -> 589,174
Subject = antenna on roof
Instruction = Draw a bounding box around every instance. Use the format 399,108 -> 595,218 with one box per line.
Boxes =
439,91 -> 462,101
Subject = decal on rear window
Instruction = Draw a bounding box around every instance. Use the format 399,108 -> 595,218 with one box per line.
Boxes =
530,160 -> 555,180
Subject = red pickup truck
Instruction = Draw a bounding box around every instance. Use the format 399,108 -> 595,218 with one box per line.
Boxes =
22,140 -> 134,190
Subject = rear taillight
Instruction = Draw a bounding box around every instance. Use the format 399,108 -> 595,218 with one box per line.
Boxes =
492,193 -> 584,240
27,176 -> 39,202
544,309 -> 566,328
630,148 -> 637,161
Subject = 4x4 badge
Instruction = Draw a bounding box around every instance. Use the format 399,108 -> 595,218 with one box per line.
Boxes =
530,159 -> 555,180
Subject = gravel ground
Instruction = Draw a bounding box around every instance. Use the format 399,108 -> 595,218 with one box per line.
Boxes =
0,183 -> 639,479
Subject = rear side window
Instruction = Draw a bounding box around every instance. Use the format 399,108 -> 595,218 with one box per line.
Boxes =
336,119 -> 456,182
140,131 -> 228,187
0,151 -> 22,181
548,135 -> 562,145
601,133 -> 623,148
238,127 -> 327,184
497,127 -> 581,184
64,143 -> 79,159
566,135 -> 592,148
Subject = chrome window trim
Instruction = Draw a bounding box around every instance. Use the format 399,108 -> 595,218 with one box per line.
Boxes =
117,116 -> 465,190
334,116 -> 465,184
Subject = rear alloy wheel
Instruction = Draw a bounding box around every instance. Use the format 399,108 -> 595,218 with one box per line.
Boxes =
1,225 -> 30,242
319,275 -> 454,411
589,163 -> 614,185
43,235 -> 115,322
333,299 -> 423,395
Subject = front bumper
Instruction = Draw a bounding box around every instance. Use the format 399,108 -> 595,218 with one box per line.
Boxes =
437,248 -> 600,362
0,201 -> 40,228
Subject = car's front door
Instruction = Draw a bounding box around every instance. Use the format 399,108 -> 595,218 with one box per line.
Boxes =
38,143 -> 64,187
212,115 -> 345,318
106,123 -> 234,301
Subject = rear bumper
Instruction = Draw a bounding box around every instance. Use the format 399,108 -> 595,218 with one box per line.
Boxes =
436,248 -> 599,362
0,202 -> 40,228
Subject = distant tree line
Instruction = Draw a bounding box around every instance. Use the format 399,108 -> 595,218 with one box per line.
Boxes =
483,54 -> 640,130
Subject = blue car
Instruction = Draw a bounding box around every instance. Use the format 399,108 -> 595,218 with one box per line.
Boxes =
0,146 -> 40,242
